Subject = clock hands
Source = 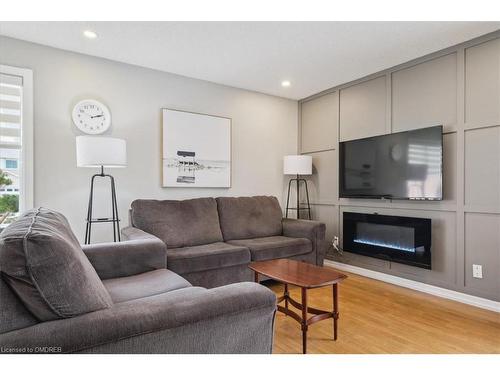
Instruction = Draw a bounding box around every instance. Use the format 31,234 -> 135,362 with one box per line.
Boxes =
90,114 -> 104,119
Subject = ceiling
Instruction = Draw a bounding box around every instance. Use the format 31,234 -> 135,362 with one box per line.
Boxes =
0,22 -> 498,99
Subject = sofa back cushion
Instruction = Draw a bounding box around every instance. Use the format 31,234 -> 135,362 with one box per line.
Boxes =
0,275 -> 38,334
216,196 -> 283,241
0,208 -> 113,321
131,198 -> 224,248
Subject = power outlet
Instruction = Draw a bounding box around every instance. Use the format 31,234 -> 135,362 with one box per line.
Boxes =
472,264 -> 483,279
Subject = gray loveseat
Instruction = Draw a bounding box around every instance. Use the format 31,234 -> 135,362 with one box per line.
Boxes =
123,196 -> 327,288
0,208 -> 276,354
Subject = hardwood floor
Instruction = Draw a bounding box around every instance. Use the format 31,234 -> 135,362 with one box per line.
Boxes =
267,271 -> 500,354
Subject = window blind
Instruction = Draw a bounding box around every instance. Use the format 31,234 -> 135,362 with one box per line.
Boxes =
0,73 -> 23,149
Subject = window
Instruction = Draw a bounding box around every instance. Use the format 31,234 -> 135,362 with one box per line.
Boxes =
0,65 -> 33,227
5,159 -> 18,169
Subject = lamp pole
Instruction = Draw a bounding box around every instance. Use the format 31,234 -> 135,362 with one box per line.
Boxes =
84,165 -> 121,244
296,174 -> 300,219
284,155 -> 312,220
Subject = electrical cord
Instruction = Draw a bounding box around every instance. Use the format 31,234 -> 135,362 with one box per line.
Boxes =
329,236 -> 343,256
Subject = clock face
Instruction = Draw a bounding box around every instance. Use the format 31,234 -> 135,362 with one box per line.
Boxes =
72,99 -> 111,134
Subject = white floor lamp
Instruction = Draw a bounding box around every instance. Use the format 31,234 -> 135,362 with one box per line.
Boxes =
76,136 -> 127,244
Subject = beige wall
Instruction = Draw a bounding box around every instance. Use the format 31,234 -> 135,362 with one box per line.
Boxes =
0,36 -> 298,243
299,31 -> 500,301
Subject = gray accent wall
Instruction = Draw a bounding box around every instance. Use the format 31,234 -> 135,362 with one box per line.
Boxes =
0,36 -> 298,243
299,31 -> 500,301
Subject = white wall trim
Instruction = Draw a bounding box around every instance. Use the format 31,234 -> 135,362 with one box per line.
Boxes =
325,260 -> 500,313
0,64 -> 34,211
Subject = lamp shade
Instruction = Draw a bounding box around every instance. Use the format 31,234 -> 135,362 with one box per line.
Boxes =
76,136 -> 127,168
283,155 -> 312,175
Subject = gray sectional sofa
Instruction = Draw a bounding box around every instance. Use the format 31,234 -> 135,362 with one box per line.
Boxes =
0,208 -> 276,353
123,196 -> 327,288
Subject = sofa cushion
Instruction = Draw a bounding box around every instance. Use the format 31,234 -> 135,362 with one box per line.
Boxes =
131,198 -> 223,248
228,236 -> 312,262
167,242 -> 251,275
216,196 -> 283,241
103,269 -> 192,303
0,275 -> 38,334
0,208 -> 113,321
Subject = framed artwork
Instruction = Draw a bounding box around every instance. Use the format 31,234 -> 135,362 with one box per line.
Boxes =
162,108 -> 231,188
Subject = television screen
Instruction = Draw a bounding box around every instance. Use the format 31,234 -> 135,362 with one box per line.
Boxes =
339,125 -> 443,200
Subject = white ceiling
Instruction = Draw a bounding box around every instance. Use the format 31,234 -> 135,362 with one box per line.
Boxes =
0,22 -> 499,99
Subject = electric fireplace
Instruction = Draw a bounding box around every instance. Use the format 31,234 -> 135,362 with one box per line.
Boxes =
343,212 -> 432,269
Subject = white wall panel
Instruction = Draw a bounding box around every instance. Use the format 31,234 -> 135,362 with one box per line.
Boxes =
300,32 -> 500,301
311,204 -> 338,244
339,76 -> 387,141
389,211 -> 457,288
465,213 -> 500,299
465,38 -> 500,127
442,133 -> 457,203
392,54 -> 457,132
464,126 -> 500,209
301,92 -> 337,153
305,150 -> 336,204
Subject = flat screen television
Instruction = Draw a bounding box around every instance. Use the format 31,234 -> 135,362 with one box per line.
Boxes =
339,125 -> 443,200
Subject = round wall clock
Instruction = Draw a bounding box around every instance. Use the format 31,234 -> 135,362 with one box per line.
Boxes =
72,99 -> 111,134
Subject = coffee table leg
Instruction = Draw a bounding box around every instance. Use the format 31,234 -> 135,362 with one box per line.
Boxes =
333,283 -> 338,341
254,271 -> 259,283
301,287 -> 308,354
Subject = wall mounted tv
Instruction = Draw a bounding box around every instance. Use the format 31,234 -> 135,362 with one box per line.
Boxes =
339,125 -> 443,200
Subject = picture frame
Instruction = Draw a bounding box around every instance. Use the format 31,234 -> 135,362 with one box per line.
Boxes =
162,108 -> 232,188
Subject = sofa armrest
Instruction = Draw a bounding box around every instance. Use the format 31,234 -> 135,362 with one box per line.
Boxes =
121,226 -> 160,241
0,282 -> 277,354
82,236 -> 167,280
282,218 -> 327,266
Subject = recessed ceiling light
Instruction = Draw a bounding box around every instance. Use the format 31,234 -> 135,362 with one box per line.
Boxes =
83,30 -> 98,39
281,80 -> 291,87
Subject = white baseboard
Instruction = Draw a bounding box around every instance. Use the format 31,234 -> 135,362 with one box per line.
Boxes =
324,260 -> 500,313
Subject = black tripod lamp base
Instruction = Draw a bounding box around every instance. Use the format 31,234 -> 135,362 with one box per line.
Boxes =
84,166 -> 121,245
285,174 -> 311,220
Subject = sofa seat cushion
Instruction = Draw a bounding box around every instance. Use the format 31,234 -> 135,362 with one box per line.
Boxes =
103,269 -> 192,303
167,242 -> 251,275
216,196 -> 283,241
131,198 -> 223,249
228,236 -> 312,262
0,208 -> 113,321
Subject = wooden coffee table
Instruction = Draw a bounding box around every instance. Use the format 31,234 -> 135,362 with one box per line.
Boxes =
249,259 -> 347,354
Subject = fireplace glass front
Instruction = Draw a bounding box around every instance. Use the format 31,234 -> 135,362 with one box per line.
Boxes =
343,212 -> 431,269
